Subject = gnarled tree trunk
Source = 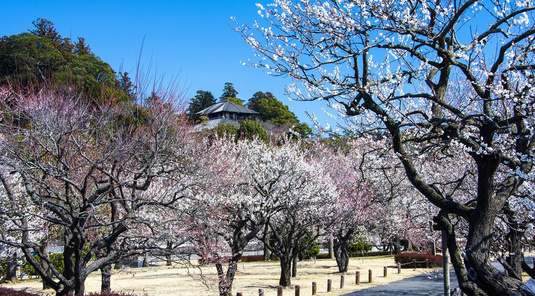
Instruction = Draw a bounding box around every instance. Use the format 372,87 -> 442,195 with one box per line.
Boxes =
333,238 -> 350,273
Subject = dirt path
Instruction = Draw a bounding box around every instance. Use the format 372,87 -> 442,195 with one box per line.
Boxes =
2,257 -> 435,296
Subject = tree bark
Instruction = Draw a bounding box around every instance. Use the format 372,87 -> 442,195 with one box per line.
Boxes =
463,158 -> 524,296
391,236 -> 402,254
291,254 -> 298,277
39,243 -> 52,289
504,212 -> 523,280
435,211 -> 486,296
142,253 -> 149,267
101,265 -> 111,292
215,259 -> 239,296
333,238 -> 350,273
279,255 -> 292,287
263,224 -> 271,261
166,241 -> 173,266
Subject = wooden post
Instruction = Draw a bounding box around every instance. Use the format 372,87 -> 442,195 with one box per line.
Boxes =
327,279 -> 332,292
277,285 -> 283,296
294,285 -> 300,296
340,275 -> 345,289
237,293 -> 243,296
312,282 -> 317,295
384,266 -> 388,277
368,269 -> 373,283
426,259 -> 429,269
259,289 -> 264,296
398,262 -> 401,274
355,271 -> 360,285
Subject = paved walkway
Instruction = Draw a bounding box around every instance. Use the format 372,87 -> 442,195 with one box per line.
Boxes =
344,269 -> 458,296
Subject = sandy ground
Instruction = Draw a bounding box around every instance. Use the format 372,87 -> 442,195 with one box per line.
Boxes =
1,256 -> 435,296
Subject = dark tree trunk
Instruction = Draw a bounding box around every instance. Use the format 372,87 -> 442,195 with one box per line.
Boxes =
60,235 -> 78,296
333,238 -> 350,273
166,241 -> 173,266
435,211 -> 486,296
215,259 -> 240,296
279,256 -> 292,287
2,253 -> 17,282
291,254 -> 297,277
39,243 -> 52,289
504,214 -> 523,280
391,237 -> 402,254
101,265 -> 111,292
463,158 -> 524,296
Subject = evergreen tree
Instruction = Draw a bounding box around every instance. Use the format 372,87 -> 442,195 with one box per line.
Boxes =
74,37 -> 92,56
220,82 -> 244,106
187,90 -> 216,122
0,19 -> 125,104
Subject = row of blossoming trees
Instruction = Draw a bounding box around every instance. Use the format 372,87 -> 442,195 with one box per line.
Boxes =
0,85 -> 437,296
234,1 -> 535,295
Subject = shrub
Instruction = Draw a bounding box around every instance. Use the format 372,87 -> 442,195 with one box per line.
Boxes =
0,287 -> 40,296
394,252 -> 443,268
0,258 -> 8,279
349,238 -> 372,252
304,245 -> 320,259
21,253 -> 64,277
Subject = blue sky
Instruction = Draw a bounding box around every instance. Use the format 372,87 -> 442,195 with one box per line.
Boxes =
0,0 -> 331,128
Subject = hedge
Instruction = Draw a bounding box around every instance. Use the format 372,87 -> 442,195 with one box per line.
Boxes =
349,251 -> 392,257
394,252 -> 443,268
240,254 -> 279,262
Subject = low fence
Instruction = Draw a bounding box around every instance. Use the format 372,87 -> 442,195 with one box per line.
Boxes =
235,260 -> 432,296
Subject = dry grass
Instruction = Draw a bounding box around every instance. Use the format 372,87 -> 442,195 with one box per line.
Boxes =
1,256 -> 433,296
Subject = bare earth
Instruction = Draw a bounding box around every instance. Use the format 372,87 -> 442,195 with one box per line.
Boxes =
2,257 -> 434,296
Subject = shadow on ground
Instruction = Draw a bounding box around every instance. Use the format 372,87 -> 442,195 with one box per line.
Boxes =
341,269 -> 458,296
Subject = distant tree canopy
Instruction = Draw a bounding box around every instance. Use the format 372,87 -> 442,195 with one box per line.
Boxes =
247,91 -> 299,126
0,18 -> 131,104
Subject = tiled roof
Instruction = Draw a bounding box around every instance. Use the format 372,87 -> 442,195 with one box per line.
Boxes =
197,101 -> 259,115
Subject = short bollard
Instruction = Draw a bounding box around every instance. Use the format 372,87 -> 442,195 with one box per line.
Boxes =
277,285 -> 283,296
295,285 -> 300,296
355,271 -> 360,285
426,259 -> 429,268
398,262 -> 401,274
384,266 -> 388,277
413,260 -> 416,270
237,293 -> 243,296
327,279 -> 332,292
259,289 -> 264,296
312,282 -> 317,295
340,275 -> 345,289
369,269 -> 373,283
